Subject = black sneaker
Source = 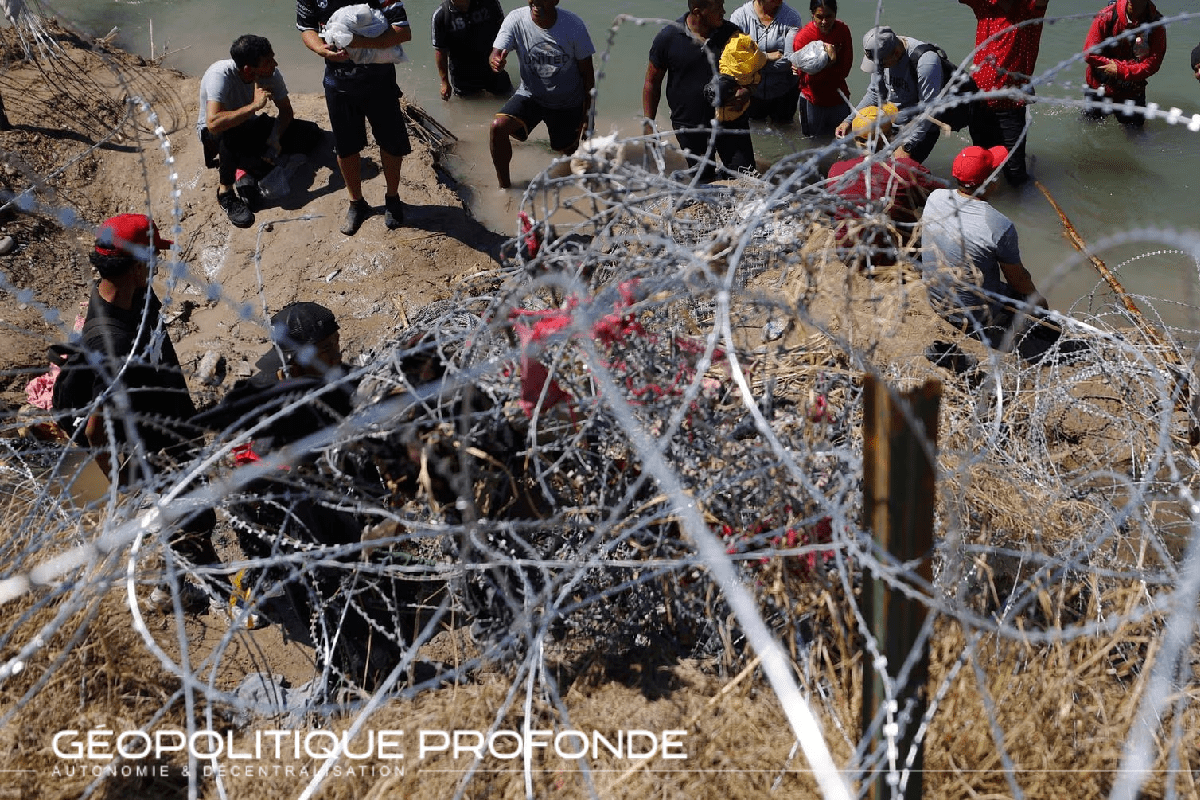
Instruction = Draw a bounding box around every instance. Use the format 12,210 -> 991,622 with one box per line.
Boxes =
238,180 -> 263,212
341,199 -> 371,236
218,190 -> 253,228
384,194 -> 405,230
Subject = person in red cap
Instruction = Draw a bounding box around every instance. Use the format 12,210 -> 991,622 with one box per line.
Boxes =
51,213 -> 221,609
1082,0 -> 1166,128
920,145 -> 1066,361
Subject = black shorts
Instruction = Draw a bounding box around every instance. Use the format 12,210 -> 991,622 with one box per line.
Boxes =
496,93 -> 585,153
324,78 -> 411,158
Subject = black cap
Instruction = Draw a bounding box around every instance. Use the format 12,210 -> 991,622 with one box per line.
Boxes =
270,302 -> 338,351
1192,42 -> 1200,71
255,302 -> 338,373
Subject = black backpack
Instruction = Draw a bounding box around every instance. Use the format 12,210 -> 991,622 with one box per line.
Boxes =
909,41 -> 975,130
910,42 -> 959,90
47,318 -> 123,442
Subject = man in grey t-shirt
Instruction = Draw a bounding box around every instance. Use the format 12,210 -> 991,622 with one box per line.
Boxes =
836,26 -> 973,164
488,0 -> 595,188
198,34 -> 321,228
921,144 -> 1065,360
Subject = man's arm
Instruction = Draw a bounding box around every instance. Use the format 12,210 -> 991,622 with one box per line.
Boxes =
204,89 -> 271,136
432,6 -> 453,100
835,86 -> 872,139
350,23 -> 412,49
83,414 -> 113,476
1082,8 -> 1113,71
898,50 -> 946,152
643,62 -> 666,133
1000,260 -> 1048,309
435,49 -> 452,100
268,96 -> 295,155
578,55 -> 595,114
300,28 -> 350,62
914,49 -> 946,104
490,47 -> 508,73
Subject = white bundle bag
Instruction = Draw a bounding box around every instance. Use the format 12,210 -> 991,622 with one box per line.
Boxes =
321,4 -> 407,65
789,40 -> 831,75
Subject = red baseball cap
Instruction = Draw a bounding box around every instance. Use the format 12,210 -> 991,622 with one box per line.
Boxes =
94,213 -> 172,257
952,145 -> 1009,187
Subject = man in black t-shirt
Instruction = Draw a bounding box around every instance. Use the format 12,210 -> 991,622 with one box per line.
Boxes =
297,0 -> 413,235
51,214 -> 221,596
57,215 -> 199,479
642,0 -> 755,180
432,0 -> 512,100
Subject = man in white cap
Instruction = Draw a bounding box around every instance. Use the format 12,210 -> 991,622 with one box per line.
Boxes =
920,144 -> 1065,360
836,25 -> 972,164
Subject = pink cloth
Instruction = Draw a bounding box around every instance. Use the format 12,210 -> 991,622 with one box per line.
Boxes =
25,364 -> 59,409
25,304 -> 87,410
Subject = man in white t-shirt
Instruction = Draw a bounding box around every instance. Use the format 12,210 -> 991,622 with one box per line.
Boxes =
198,35 -> 321,228
488,0 -> 595,188
921,144 -> 1067,361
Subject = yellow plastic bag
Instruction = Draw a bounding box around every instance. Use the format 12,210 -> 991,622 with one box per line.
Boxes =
719,33 -> 768,84
715,33 -> 767,122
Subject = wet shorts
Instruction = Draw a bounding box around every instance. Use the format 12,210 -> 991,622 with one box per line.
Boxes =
324,78 -> 412,158
496,93 -> 585,153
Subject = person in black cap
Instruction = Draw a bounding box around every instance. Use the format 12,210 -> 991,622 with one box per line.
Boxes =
196,301 -> 352,455
194,302 -> 354,572
1191,42 -> 1200,85
195,302 -> 376,659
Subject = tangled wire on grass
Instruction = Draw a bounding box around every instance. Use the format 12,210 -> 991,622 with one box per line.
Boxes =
7,9 -> 1200,796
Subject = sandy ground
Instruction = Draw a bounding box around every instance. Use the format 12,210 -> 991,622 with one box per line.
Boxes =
0,33 -> 506,412
0,30 -> 519,692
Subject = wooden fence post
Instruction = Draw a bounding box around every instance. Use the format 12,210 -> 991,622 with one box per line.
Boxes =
861,376 -> 941,800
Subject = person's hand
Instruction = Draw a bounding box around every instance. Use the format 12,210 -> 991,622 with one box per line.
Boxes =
731,86 -> 751,113
320,42 -> 350,62
253,83 -> 273,111
490,49 -> 508,73
765,50 -> 783,62
440,79 -> 452,101
835,121 -> 850,138
895,145 -> 911,160
1100,60 -> 1120,79
643,118 -> 656,137
825,42 -> 837,63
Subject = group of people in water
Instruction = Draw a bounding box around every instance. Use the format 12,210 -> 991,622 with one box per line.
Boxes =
197,0 -> 1195,221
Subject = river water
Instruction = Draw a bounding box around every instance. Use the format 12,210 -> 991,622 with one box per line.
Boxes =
39,0 -> 1200,330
